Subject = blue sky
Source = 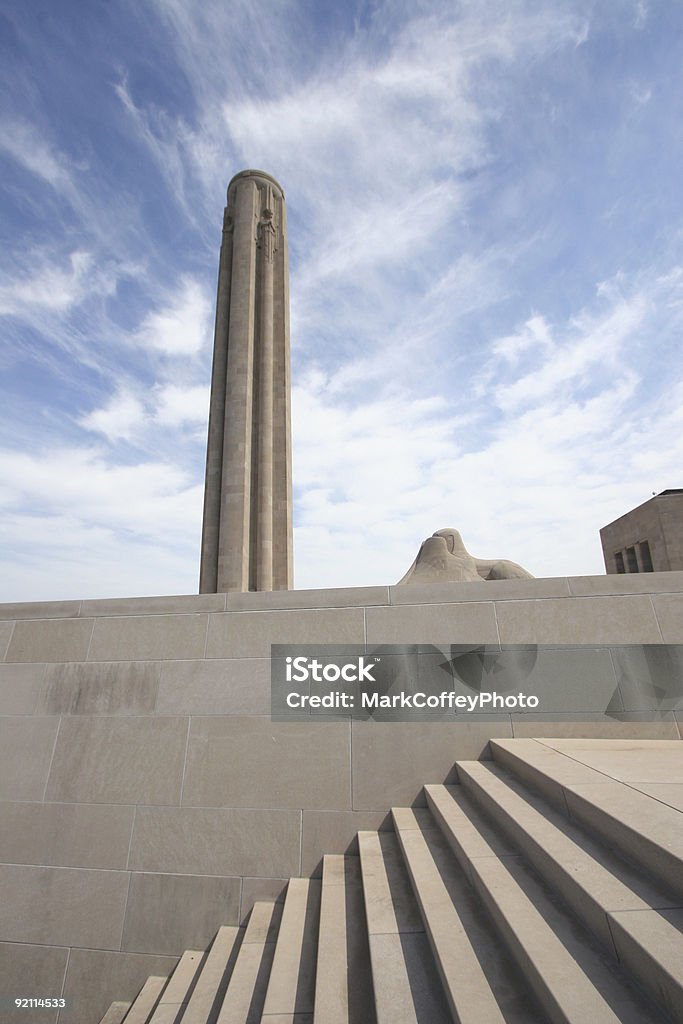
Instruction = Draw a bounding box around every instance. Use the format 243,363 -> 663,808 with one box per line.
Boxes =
1,0 -> 682,600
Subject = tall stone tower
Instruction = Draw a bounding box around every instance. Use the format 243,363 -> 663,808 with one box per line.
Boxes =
199,170 -> 293,593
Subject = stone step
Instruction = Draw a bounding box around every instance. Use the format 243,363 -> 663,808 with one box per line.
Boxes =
357,829 -> 451,1024
426,782 -> 667,1024
391,806 -> 509,1024
121,975 -> 167,1024
99,1003 -> 131,1024
261,877 -> 320,1021
490,738 -> 683,898
454,758 -> 683,987
148,950 -> 204,1024
182,926 -> 242,1024
313,855 -> 375,1024
215,901 -> 281,1024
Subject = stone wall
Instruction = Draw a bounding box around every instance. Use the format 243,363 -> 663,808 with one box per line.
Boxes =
0,573 -> 682,1024
600,490 -> 683,572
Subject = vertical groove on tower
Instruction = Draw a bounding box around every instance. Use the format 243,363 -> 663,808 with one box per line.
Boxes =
199,170 -> 293,593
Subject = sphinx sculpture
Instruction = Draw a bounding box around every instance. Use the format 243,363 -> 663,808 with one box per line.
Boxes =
398,528 -> 533,584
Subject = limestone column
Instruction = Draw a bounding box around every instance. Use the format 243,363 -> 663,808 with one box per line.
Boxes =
199,170 -> 293,593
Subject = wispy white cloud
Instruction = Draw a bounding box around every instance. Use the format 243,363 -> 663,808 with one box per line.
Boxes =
79,389 -> 147,442
0,118 -> 77,196
133,276 -> 212,356
153,384 -> 209,426
0,250 -> 102,317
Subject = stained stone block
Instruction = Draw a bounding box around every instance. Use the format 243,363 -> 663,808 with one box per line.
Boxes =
5,618 -> 93,663
205,608 -> 365,658
0,662 -> 46,714
121,872 -> 241,954
0,801 -> 135,869
45,716 -> 187,804
156,658 -> 271,715
60,948 -> 177,1024
39,661 -> 161,715
0,942 -> 68,1024
182,716 -> 351,810
0,864 -> 129,947
88,614 -> 207,661
128,805 -> 301,877
0,716 -> 60,800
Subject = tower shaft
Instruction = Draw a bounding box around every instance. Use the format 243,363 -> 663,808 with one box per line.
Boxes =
200,170 -> 292,593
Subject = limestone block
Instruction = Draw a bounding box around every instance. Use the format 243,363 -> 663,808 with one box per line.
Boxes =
240,877 -> 288,920
365,602 -> 499,645
390,576 -> 569,604
121,873 -> 241,954
0,864 -> 129,947
81,593 -> 225,616
496,595 -> 662,644
39,661 -> 161,715
205,607 -> 365,659
225,585 -> 389,610
653,594 -> 683,642
0,716 -> 60,800
156,658 -> 271,715
0,941 -> 68,1024
301,809 -> 391,876
351,720 -> 511,810
182,717 -> 351,810
0,801 -> 134,869
128,805 -> 301,878
60,948 -> 177,1024
0,600 -> 80,620
88,614 -> 207,661
45,716 -> 187,804
5,618 -> 93,663
568,571 -> 683,595
0,662 -> 46,714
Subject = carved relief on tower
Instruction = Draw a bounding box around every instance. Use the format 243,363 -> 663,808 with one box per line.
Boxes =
256,184 -> 280,263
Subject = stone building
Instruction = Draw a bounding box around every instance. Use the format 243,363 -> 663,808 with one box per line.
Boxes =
600,489 -> 683,574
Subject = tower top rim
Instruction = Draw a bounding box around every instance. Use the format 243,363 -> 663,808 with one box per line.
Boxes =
228,169 -> 285,198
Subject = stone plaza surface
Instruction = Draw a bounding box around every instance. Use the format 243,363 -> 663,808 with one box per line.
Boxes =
0,571 -> 682,1022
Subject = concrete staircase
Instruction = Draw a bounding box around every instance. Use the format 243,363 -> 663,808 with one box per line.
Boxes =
98,739 -> 683,1024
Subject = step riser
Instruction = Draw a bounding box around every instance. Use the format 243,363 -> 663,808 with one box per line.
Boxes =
456,763 -> 683,1024
456,767 -> 620,955
490,740 -> 683,899
121,975 -> 167,1024
393,812 -> 508,1024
